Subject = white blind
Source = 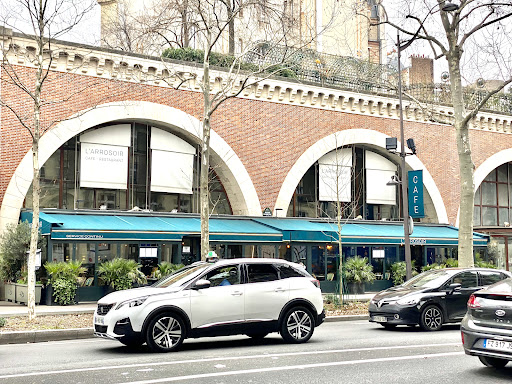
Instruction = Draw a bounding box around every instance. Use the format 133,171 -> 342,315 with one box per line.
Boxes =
318,148 -> 352,202
365,151 -> 397,205
80,142 -> 128,189
150,128 -> 195,195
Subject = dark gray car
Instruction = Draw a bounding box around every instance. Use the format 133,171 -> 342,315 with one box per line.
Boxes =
462,278 -> 512,368
369,268 -> 511,331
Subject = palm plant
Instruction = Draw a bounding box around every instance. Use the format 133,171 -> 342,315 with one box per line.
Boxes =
391,261 -> 419,286
44,261 -> 86,305
343,257 -> 376,284
155,262 -> 184,279
98,258 -> 147,291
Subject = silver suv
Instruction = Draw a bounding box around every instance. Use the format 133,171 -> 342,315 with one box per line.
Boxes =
94,258 -> 325,352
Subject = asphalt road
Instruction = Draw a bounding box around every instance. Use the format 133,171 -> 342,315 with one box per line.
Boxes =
1,320 -> 511,384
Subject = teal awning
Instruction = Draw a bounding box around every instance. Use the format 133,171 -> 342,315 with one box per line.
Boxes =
22,212 -> 282,243
253,218 -> 489,247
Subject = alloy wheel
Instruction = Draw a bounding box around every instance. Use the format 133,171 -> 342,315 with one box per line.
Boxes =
420,305 -> 443,331
281,307 -> 314,343
146,314 -> 185,352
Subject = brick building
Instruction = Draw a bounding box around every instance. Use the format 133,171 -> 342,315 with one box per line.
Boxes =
2,30 -> 512,296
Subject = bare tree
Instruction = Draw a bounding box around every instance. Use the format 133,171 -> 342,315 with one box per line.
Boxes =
0,0 -> 96,319
378,0 -> 512,268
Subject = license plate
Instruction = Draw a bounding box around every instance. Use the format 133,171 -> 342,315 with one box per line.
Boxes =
94,315 -> 105,325
483,339 -> 512,352
373,316 -> 387,323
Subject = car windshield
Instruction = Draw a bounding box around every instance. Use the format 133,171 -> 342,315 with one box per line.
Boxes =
401,270 -> 452,289
153,263 -> 210,288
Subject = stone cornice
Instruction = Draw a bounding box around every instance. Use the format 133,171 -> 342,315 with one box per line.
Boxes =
2,30 -> 512,133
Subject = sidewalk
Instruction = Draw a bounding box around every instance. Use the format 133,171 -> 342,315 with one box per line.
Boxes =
0,294 -> 373,345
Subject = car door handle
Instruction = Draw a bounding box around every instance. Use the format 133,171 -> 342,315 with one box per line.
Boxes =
274,288 -> 285,293
231,291 -> 243,296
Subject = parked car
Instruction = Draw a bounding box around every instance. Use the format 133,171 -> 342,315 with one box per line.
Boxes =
461,278 -> 512,368
94,258 -> 325,352
369,268 -> 511,331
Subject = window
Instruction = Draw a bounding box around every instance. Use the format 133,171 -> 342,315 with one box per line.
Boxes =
278,264 -> 308,279
451,271 -> 477,288
247,264 -> 279,283
204,265 -> 240,287
479,271 -> 505,286
475,164 -> 512,227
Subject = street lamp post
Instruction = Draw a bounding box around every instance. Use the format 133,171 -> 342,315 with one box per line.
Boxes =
396,31 -> 413,281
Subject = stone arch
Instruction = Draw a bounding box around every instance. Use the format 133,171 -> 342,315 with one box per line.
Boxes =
0,101 -> 261,230
455,148 -> 512,226
274,129 -> 449,223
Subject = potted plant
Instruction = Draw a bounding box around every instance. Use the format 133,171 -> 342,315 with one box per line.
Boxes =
343,256 -> 376,294
98,258 -> 147,292
0,221 -> 44,303
390,261 -> 419,286
44,261 -> 85,305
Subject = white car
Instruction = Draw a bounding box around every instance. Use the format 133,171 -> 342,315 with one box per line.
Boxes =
94,258 -> 325,352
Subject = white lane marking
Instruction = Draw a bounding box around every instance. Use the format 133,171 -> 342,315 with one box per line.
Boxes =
122,352 -> 465,384
0,343 -> 461,379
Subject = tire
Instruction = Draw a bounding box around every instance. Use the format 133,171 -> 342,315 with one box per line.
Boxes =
246,333 -> 269,339
280,306 -> 314,344
479,355 -> 509,368
419,305 -> 443,331
145,313 -> 186,352
119,336 -> 144,348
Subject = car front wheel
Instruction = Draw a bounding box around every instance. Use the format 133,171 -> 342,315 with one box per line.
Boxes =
145,313 -> 186,352
280,307 -> 314,343
479,355 -> 509,368
419,305 -> 443,331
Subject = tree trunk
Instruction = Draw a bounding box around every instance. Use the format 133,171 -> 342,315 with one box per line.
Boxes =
448,49 -> 475,268
200,43 -> 211,261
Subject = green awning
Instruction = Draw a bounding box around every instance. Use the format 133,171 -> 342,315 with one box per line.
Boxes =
253,218 -> 489,246
22,211 -> 282,243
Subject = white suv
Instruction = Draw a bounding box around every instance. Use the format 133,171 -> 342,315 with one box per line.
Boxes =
94,258 -> 325,352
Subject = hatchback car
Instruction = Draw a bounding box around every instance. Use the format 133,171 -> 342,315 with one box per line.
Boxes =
462,278 -> 512,368
369,268 -> 511,331
94,258 -> 325,352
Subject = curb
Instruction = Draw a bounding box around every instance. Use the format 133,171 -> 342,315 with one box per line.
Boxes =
0,309 -> 96,318
0,315 -> 369,345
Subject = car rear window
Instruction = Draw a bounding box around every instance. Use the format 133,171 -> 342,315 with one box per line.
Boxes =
247,264 -> 279,283
479,271 -> 506,286
278,264 -> 309,279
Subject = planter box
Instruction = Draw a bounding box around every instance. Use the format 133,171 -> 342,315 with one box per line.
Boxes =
347,282 -> 365,294
14,283 -> 42,305
4,282 -> 16,302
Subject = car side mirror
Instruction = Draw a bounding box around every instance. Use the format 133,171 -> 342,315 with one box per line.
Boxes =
446,283 -> 461,294
193,279 -> 211,290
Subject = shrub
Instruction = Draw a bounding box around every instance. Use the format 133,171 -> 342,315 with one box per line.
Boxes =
44,261 -> 85,305
0,317 -> 6,327
98,258 -> 147,291
0,222 -> 30,282
390,261 -> 419,286
343,257 -> 376,284
444,258 -> 459,268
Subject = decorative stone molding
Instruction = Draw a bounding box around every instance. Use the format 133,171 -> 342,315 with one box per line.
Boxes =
2,31 -> 512,132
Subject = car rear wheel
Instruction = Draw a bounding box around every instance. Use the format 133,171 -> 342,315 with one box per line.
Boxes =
479,355 -> 509,368
280,306 -> 314,343
145,313 -> 185,352
419,305 -> 443,331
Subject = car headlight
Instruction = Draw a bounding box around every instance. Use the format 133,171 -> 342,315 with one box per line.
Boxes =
397,296 -> 420,306
116,296 -> 148,310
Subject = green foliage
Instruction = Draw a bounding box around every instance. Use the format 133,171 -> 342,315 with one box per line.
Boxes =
0,222 -> 31,282
44,261 -> 86,305
390,261 -> 419,286
475,254 -> 497,269
98,258 -> 147,291
0,317 -> 6,327
161,47 -> 296,78
343,257 -> 376,284
155,262 -> 185,279
323,293 -> 340,306
444,258 -> 459,268
421,263 -> 443,272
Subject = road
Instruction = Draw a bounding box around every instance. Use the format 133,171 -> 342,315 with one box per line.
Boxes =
0,320 -> 511,384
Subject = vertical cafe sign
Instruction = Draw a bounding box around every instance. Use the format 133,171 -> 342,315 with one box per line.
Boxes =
408,170 -> 424,218
80,142 -> 128,189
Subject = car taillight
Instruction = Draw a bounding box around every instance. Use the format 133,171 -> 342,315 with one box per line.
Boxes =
311,279 -> 320,288
467,294 -> 481,309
